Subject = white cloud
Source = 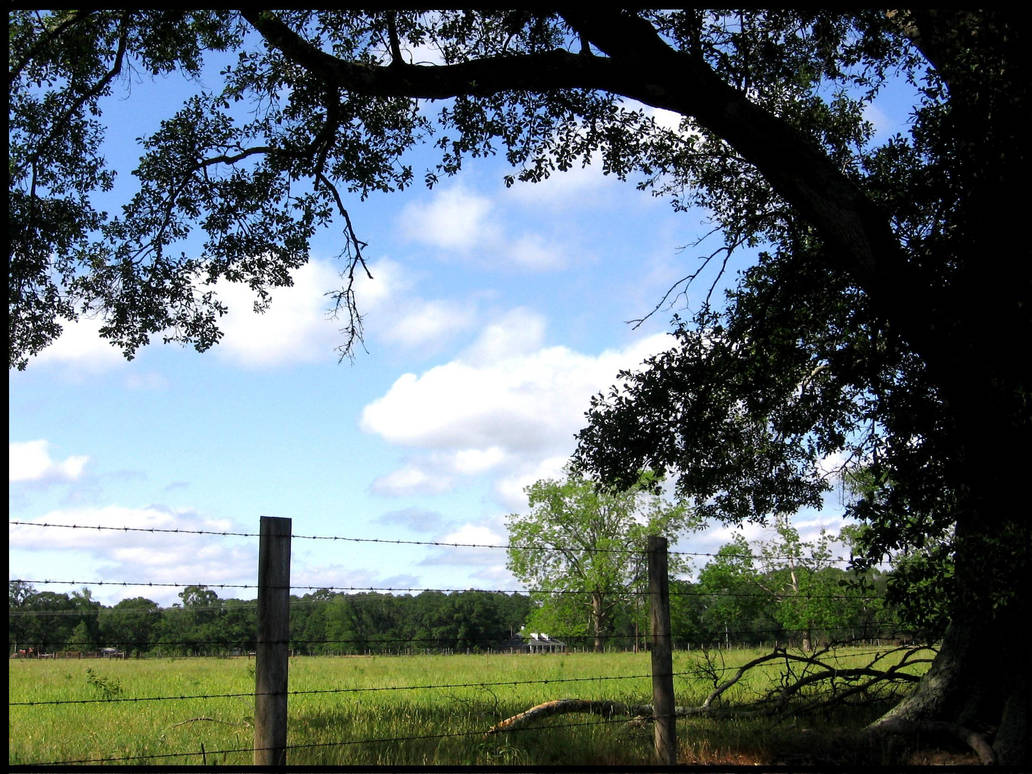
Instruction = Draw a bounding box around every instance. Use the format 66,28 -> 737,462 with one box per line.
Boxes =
8,505 -> 255,605
9,440 -> 88,483
504,233 -> 566,271
642,105 -> 703,143
401,42 -> 446,67
31,315 -> 126,372
370,465 -> 454,496
214,259 -> 345,367
816,450 -> 849,481
27,257 -> 389,372
125,371 -> 169,390
8,504 -> 217,547
398,184 -> 580,273
290,563 -> 420,593
399,186 -> 497,251
419,518 -> 516,582
353,257 -> 411,313
361,313 -> 676,507
495,455 -> 570,511
448,446 -> 508,475
503,154 -> 621,210
375,507 -> 451,533
382,298 -> 477,350
362,323 -> 673,455
460,307 -> 546,365
440,522 -> 507,547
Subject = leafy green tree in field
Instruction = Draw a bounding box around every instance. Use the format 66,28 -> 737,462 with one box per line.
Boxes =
158,584 -> 224,655
291,589 -> 332,655
506,470 -> 699,652
695,534 -> 773,648
220,598 -> 257,652
409,591 -> 451,650
694,521 -> 892,650
754,519 -> 864,650
66,620 -> 95,652
98,597 -> 161,656
70,586 -> 102,650
9,580 -> 35,652
8,586 -> 77,654
9,9 -> 1029,761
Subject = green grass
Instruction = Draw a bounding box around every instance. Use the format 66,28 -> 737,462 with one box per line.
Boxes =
9,647 -> 933,766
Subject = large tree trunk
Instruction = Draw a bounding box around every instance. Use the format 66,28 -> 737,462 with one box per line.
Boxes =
870,606 -> 1028,764
871,473 -> 1030,765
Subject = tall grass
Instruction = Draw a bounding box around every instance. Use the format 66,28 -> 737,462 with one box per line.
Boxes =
9,647 -> 931,766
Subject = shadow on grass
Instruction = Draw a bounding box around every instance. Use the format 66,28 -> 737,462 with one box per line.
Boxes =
284,697 -> 655,766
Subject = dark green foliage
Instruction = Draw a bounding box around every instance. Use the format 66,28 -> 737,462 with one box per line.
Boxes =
98,597 -> 162,657
8,582 -> 533,656
290,589 -> 533,655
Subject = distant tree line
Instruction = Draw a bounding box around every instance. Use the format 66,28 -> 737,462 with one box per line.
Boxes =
10,548 -> 907,658
7,582 -> 534,657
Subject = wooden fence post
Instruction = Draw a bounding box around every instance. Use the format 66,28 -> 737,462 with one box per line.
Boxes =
255,516 -> 291,766
648,534 -> 677,765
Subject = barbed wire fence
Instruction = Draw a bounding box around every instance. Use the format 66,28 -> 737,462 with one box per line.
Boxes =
8,517 -> 915,767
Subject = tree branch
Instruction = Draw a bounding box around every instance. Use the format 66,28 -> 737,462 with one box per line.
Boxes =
237,9 -> 953,386
9,10 -> 96,85
15,11 -> 131,183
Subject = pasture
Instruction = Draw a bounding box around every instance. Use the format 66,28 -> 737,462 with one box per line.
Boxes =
9,647 -> 932,766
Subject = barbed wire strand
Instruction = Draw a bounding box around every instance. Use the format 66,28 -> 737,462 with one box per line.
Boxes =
13,624 -> 913,650
20,714 -> 636,766
8,520 -> 864,564
10,670 -> 665,707
9,578 -> 888,602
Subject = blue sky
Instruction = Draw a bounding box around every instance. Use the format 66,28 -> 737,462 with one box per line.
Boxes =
8,47 -> 917,607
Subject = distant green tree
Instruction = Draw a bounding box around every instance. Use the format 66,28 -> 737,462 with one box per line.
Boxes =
98,597 -> 161,656
291,590 -> 332,655
220,598 -> 257,653
70,586 -> 102,650
695,519 -> 891,650
506,469 -> 700,652
695,534 -> 773,648
11,589 -> 76,654
66,620 -> 96,652
172,585 -> 223,655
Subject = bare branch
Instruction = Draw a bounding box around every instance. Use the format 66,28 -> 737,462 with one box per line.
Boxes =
628,233 -> 744,329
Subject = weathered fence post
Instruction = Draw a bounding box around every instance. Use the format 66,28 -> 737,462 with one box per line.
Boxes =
648,535 -> 677,765
255,516 -> 291,766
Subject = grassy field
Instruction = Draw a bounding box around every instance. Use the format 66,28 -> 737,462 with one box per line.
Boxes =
9,646 -> 933,766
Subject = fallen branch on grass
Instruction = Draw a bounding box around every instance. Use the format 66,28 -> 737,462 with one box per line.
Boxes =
169,716 -> 249,729
487,699 -> 651,734
487,643 -> 993,765
486,643 -> 935,738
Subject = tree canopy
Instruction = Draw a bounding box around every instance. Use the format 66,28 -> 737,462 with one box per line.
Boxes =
506,469 -> 698,651
8,8 -> 1029,764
